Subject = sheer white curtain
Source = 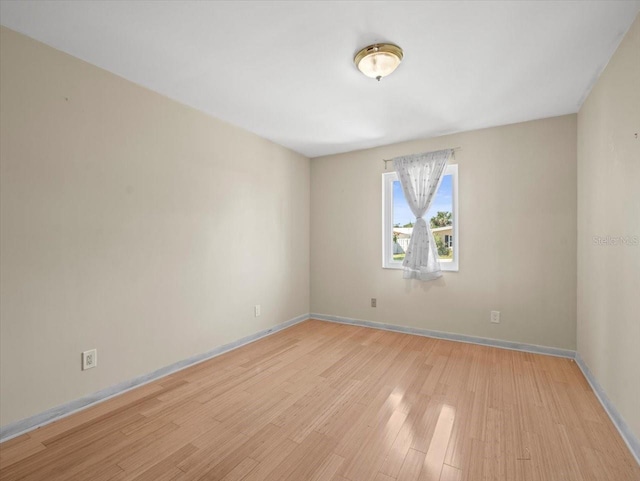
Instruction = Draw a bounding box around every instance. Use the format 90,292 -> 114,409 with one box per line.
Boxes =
393,149 -> 452,280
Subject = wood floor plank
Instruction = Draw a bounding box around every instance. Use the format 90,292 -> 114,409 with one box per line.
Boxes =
220,457 -> 259,481
440,464 -> 462,481
241,437 -> 299,481
309,453 -> 344,481
378,415 -> 417,478
184,423 -> 279,481
0,436 -> 45,468
419,404 -> 456,481
263,430 -> 336,481
340,409 -> 407,480
1,320 -> 637,481
60,422 -> 181,481
397,448 -> 426,481
130,443 -> 198,481
374,473 -> 396,481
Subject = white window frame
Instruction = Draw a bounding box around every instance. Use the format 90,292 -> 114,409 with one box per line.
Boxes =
382,164 -> 459,271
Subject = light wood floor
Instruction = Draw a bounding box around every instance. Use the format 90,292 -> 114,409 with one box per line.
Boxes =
1,320 -> 638,481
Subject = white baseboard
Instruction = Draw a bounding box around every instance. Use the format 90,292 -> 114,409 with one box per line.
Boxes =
574,352 -> 640,465
311,313 -> 575,358
0,313 -> 309,443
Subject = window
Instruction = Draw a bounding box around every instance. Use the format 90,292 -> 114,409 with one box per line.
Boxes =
444,235 -> 453,248
382,164 -> 458,271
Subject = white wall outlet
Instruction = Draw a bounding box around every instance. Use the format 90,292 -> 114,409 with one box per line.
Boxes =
490,311 -> 501,324
371,298 -> 377,308
254,304 -> 261,317
82,349 -> 97,370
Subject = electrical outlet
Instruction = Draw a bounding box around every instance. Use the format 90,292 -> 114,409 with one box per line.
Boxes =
371,298 -> 377,308
491,311 -> 501,324
82,349 -> 97,370
254,305 -> 261,317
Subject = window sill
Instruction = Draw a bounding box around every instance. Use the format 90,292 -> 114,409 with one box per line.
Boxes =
382,263 -> 459,272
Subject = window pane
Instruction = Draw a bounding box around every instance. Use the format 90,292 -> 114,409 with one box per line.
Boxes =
392,175 -> 454,262
392,180 -> 412,262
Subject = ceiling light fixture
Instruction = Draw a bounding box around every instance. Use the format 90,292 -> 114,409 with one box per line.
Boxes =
354,43 -> 403,81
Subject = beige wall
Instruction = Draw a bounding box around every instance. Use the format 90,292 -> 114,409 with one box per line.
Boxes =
311,115 -> 577,350
0,27 -> 310,426
577,15 -> 640,441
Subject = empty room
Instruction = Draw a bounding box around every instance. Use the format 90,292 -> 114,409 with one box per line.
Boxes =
0,1 -> 638,480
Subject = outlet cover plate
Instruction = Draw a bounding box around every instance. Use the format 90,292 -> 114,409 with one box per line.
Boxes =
490,311 -> 501,324
82,349 -> 97,370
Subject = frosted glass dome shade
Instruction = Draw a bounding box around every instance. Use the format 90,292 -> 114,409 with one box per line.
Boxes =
354,43 -> 403,81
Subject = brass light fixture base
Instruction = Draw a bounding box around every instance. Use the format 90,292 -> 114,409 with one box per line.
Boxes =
354,43 -> 404,81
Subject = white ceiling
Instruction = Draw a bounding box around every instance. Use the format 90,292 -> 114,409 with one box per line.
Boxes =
1,1 -> 638,158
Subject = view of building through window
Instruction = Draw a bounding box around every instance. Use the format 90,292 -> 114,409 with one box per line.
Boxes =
392,174 -> 454,262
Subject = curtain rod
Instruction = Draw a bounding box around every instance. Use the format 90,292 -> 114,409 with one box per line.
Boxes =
383,147 -> 462,170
